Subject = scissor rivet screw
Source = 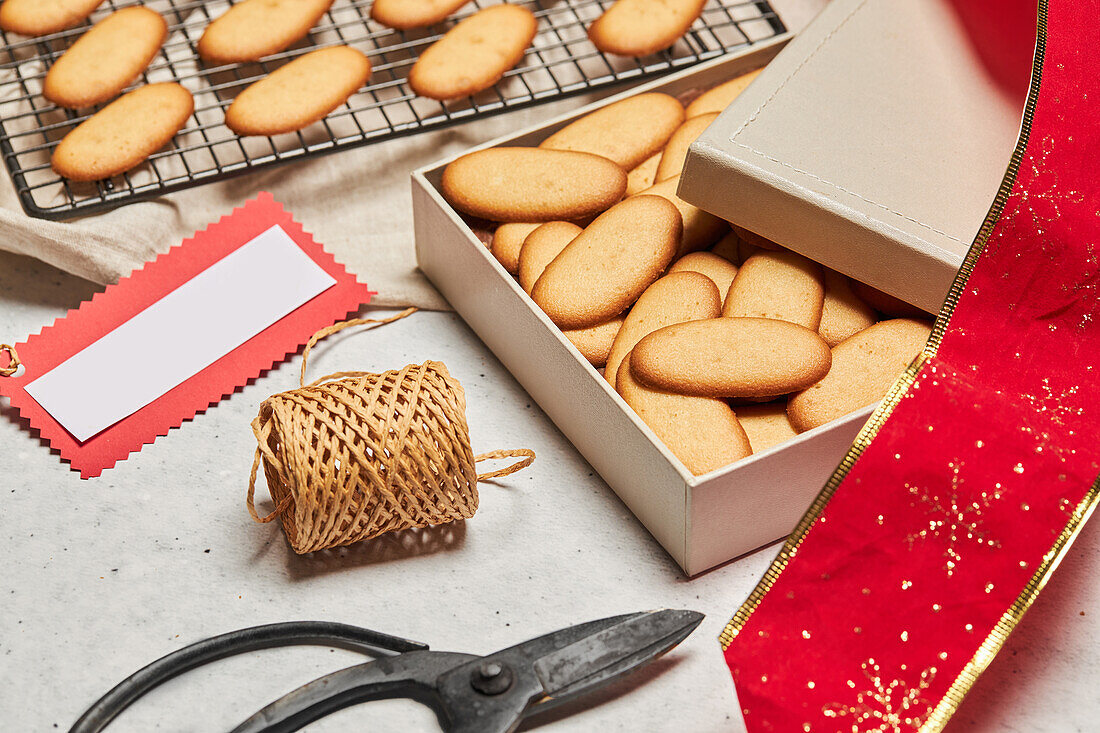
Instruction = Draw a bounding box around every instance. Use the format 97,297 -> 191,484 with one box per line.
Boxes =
471,661 -> 514,695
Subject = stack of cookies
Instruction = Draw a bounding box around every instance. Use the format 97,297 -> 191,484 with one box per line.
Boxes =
440,68 -> 934,476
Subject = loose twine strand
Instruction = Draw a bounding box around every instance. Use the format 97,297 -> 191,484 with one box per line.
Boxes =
246,308 -> 534,553
0,344 -> 21,377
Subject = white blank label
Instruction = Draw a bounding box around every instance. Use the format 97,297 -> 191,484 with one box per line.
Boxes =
25,225 -> 336,442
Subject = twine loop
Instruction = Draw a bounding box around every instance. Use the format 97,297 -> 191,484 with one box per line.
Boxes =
0,344 -> 21,377
246,309 -> 535,553
475,448 -> 536,481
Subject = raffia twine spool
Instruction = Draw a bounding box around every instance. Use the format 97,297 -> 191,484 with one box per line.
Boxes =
246,309 -> 534,553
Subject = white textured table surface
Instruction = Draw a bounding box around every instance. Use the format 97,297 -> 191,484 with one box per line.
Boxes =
1,250 -> 1097,732
2,1 -> 1098,728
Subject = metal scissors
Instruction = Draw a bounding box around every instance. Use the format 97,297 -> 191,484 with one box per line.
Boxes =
72,609 -> 703,733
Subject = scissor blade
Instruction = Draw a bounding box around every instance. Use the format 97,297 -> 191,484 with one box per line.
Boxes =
532,609 -> 703,700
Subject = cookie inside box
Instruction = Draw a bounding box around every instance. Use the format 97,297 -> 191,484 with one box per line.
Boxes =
436,65 -> 935,479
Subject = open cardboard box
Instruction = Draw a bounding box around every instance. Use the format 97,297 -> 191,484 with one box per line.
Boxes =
411,35 -> 896,577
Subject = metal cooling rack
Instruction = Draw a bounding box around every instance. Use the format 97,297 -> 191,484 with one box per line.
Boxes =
0,0 -> 784,220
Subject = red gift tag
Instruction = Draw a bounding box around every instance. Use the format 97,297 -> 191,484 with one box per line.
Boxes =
0,193 -> 373,478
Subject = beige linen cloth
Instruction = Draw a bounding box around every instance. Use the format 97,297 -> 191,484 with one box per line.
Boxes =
0,106 -> 575,311
0,0 -> 821,310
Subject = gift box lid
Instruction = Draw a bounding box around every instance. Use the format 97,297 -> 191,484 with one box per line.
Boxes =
679,0 -> 1033,314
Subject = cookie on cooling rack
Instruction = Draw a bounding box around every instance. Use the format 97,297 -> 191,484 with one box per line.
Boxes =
0,0 -> 105,37
371,0 -> 472,30
225,46 -> 371,136
43,7 -> 168,109
408,4 -> 537,100
588,0 -> 708,57
197,0 -> 334,64
51,82 -> 194,182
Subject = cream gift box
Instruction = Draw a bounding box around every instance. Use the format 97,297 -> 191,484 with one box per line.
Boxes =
412,0 -> 1026,573
679,0 -> 1028,313
411,35 -> 887,577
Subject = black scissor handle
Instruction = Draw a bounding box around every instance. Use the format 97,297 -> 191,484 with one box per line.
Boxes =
70,621 -> 428,733
230,649 -> 481,733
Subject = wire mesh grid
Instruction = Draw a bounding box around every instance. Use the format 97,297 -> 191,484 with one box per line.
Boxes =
0,0 -> 784,220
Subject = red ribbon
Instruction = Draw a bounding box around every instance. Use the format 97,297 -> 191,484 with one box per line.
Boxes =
722,2 -> 1099,730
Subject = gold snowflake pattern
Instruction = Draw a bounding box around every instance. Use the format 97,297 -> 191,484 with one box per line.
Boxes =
1017,378 -> 1084,464
1017,422 -> 1078,465
822,658 -> 936,732
1064,243 -> 1100,329
1004,135 -> 1085,238
1020,378 -> 1084,428
985,134 -> 1085,261
1080,241 -> 1098,270
905,460 -> 1002,576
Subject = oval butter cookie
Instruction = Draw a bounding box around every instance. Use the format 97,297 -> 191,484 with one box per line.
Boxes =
408,4 -> 537,100
667,251 -> 738,299
819,270 -> 877,346
198,0 -> 334,64
442,147 -> 627,223
655,112 -> 718,182
617,356 -> 751,476
851,280 -> 928,318
737,238 -> 761,265
588,0 -> 707,57
730,224 -> 781,251
51,82 -> 193,182
43,7 -> 167,109
626,152 -> 661,196
709,231 -> 741,264
788,318 -> 932,432
531,195 -> 681,330
517,221 -> 582,294
226,46 -> 371,136
723,250 -> 825,329
736,402 -> 799,454
685,68 -> 763,117
539,93 -> 685,171
604,271 -> 720,388
0,0 -> 104,36
631,317 -> 832,399
637,176 -> 728,255
563,316 -> 624,368
491,222 -> 540,274
371,0 -> 471,29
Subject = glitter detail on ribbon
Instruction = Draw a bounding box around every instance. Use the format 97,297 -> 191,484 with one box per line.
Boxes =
905,460 -> 1003,576
822,659 -> 937,732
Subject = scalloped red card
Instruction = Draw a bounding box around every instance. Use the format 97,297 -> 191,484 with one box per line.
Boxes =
0,193 -> 373,478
